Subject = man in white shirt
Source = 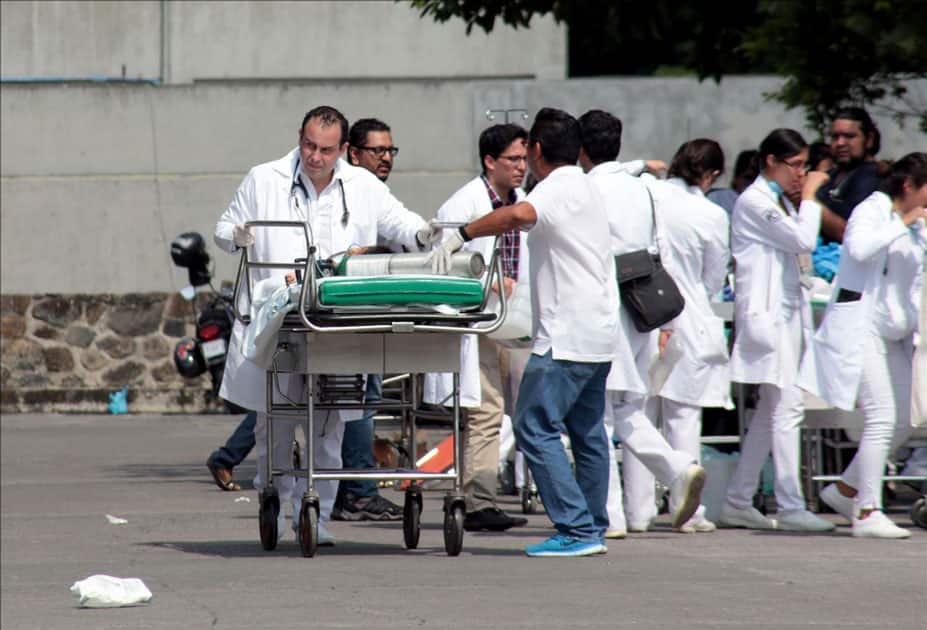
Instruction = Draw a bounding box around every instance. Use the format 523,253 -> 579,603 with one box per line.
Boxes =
430,108 -> 617,557
578,110 -> 707,536
215,106 -> 440,547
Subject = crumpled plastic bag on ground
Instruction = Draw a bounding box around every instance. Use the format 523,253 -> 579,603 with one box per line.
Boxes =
70,574 -> 152,608
105,514 -> 128,525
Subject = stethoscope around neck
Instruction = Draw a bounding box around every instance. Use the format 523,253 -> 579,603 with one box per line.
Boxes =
291,161 -> 349,227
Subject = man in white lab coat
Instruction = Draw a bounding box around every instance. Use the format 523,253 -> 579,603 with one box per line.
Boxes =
215,106 -> 439,544
577,110 -> 707,536
425,124 -> 531,532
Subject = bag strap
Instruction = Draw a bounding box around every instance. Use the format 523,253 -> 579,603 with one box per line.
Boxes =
645,185 -> 661,257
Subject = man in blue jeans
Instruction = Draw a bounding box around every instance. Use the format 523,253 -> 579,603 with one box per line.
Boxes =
331,118 -> 407,521
429,108 -> 619,556
207,411 -> 256,491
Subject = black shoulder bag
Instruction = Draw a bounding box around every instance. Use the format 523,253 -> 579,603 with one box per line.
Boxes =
614,187 -> 685,332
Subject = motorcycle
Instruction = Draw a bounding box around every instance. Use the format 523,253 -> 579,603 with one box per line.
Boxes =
170,232 -> 245,414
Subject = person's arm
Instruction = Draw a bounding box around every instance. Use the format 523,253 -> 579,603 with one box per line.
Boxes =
737,172 -> 829,255
819,204 -> 848,242
215,170 -> 257,254
843,197 -> 922,263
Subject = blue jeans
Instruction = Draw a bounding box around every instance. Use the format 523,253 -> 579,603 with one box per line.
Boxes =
338,374 -> 381,498
513,351 -> 610,542
208,411 -> 256,469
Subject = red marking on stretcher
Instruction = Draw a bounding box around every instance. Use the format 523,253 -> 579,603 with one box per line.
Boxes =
399,435 -> 454,489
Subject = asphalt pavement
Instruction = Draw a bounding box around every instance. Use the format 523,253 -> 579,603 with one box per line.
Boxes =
1,413 -> 925,629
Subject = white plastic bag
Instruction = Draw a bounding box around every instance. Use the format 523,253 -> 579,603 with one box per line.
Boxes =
70,574 -> 152,608
487,281 -> 532,341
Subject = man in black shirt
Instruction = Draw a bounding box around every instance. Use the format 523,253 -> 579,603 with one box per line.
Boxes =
816,107 -> 881,243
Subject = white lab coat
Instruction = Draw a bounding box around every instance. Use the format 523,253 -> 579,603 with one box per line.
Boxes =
799,192 -> 924,410
651,178 -> 732,408
587,162 -> 656,394
729,176 -> 822,388
215,149 -> 426,412
423,176 -> 528,408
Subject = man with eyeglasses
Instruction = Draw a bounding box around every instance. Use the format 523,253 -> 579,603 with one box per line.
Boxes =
424,123 -> 531,532
330,117 -> 407,524
348,118 -> 399,183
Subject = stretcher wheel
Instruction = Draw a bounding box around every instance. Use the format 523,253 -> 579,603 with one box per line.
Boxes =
403,490 -> 422,549
521,486 -> 536,514
911,497 -> 927,530
258,489 -> 280,551
444,503 -> 465,556
298,499 -> 319,557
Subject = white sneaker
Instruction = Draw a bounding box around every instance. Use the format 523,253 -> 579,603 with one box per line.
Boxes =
676,512 -> 717,533
776,509 -> 835,532
719,502 -> 776,530
852,511 -> 911,539
670,464 -> 707,529
317,520 -> 336,546
605,529 -> 628,539
819,484 -> 853,521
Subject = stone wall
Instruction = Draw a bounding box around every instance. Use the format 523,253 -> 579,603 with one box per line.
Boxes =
0,292 -> 226,414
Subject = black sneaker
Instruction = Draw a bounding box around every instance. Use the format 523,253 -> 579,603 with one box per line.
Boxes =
331,492 -> 403,521
463,507 -> 528,532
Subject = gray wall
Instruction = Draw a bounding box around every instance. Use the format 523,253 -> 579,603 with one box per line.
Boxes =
3,77 -> 926,294
1,1 -> 566,82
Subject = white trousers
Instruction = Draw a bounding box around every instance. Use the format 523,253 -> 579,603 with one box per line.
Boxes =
725,382 -> 805,512
606,391 -> 694,527
254,409 -> 346,529
841,335 -> 913,510
661,398 -> 707,517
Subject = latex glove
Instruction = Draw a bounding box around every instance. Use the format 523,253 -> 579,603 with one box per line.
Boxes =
428,231 -> 465,274
416,219 -> 444,249
233,224 -> 255,248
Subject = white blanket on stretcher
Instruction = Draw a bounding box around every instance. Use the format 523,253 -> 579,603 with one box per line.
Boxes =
241,277 -> 300,369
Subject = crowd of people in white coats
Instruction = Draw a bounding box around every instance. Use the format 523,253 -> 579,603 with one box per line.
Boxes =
217,104 -> 926,557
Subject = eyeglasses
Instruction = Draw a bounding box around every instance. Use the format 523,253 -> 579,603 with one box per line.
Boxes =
780,157 -> 808,173
356,146 -> 399,158
497,155 -> 527,164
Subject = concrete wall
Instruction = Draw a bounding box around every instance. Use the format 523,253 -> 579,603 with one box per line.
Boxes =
1,1 -> 567,83
3,77 -> 926,294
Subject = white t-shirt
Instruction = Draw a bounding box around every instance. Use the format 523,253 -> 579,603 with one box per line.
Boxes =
524,165 -> 619,362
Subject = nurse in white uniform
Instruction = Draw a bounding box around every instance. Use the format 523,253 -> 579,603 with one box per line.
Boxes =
720,129 -> 834,532
652,139 -> 733,532
215,106 -> 435,544
801,152 -> 927,538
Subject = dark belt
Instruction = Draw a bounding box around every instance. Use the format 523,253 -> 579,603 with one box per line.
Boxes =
835,288 -> 862,303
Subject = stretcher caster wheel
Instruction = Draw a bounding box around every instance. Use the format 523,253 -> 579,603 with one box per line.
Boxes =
444,502 -> 465,556
403,488 -> 422,550
298,499 -> 319,557
258,489 -> 280,551
911,497 -> 927,530
521,486 -> 536,514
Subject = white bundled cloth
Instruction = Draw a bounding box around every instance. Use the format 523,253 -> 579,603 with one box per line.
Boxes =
241,276 -> 300,369
70,574 -> 152,608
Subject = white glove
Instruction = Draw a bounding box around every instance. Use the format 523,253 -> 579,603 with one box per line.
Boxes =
233,224 -> 254,248
416,219 -> 444,249
427,231 -> 465,274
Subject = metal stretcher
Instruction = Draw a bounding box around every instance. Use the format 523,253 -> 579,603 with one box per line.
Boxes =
231,220 -> 506,557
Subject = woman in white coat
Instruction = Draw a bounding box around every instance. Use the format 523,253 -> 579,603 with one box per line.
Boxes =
215,107 -> 432,543
720,128 -> 835,532
801,153 -> 927,538
654,139 -> 733,532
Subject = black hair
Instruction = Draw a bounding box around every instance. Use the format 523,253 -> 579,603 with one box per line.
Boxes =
577,110 -> 622,164
808,142 -> 834,171
348,118 -> 391,149
832,107 -> 881,157
879,152 -> 927,198
478,124 -> 528,173
528,107 -> 581,166
733,150 -> 759,181
667,139 -> 724,186
301,106 -> 349,146
757,128 -> 807,171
